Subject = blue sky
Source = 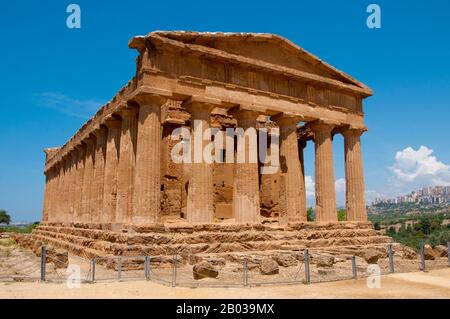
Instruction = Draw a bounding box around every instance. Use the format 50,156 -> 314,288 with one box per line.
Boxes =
1,0 -> 449,221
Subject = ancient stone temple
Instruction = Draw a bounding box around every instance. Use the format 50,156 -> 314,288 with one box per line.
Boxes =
34,32 -> 392,263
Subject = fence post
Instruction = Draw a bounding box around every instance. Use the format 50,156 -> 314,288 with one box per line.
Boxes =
171,254 -> 177,287
118,256 -> 122,281
243,259 -> 248,287
91,259 -> 96,283
144,256 -> 150,280
447,242 -> 450,267
419,244 -> 425,272
40,246 -> 46,282
351,256 -> 357,279
304,249 -> 310,285
388,244 -> 395,273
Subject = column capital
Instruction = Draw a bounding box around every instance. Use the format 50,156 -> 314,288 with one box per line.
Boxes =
92,125 -> 108,139
133,93 -> 167,106
104,116 -> 122,129
342,126 -> 368,138
228,107 -> 259,120
308,120 -> 339,133
118,103 -> 139,118
272,113 -> 303,126
183,100 -> 216,115
83,134 -> 96,145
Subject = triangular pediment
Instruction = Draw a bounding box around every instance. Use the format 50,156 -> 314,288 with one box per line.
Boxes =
147,31 -> 370,92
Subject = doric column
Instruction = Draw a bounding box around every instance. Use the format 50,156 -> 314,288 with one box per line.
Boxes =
67,151 -> 77,223
90,127 -> 107,223
74,144 -> 86,222
132,95 -> 165,224
53,164 -> 63,222
102,118 -> 122,223
273,114 -> 307,223
42,171 -> 50,222
343,128 -> 367,221
63,157 -> 71,222
46,166 -> 55,222
233,109 -> 260,224
116,106 -> 138,223
185,102 -> 214,224
310,121 -> 337,222
81,136 -> 96,223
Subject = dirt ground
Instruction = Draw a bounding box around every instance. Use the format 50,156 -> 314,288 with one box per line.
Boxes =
1,237 -> 450,299
0,268 -> 449,299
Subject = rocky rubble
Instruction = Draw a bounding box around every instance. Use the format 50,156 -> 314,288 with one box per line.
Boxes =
12,234 -> 69,269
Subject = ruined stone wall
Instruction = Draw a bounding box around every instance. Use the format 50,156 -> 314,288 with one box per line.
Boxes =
159,105 -> 282,221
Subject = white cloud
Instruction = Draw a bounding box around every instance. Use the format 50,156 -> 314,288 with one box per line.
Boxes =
35,92 -> 104,119
305,175 -> 315,197
365,189 -> 381,204
335,178 -> 346,193
304,176 -> 346,202
390,146 -> 450,188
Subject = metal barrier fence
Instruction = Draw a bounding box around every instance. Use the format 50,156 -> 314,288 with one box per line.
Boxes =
1,242 -> 449,287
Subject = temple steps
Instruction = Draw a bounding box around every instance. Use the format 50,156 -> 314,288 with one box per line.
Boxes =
29,222 -> 393,270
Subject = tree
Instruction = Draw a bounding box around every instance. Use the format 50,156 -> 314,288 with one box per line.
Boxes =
307,207 -> 315,222
337,208 -> 346,221
0,210 -> 11,225
373,221 -> 381,230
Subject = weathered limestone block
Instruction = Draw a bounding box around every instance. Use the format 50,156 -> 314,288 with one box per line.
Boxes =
434,245 -> 448,257
193,261 -> 219,280
423,244 -> 436,260
260,257 -> 279,275
315,255 -> 335,268
363,248 -> 384,264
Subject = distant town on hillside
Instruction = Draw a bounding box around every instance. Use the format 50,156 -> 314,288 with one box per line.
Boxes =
372,186 -> 450,206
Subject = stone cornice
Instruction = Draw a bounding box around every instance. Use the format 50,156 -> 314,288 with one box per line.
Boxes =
131,32 -> 373,97
44,77 -> 139,173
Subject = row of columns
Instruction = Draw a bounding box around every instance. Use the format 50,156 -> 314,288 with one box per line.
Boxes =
42,97 -> 367,225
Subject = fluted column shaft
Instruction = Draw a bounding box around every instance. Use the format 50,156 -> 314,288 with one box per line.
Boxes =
81,137 -> 95,222
54,164 -> 63,222
68,151 -> 78,222
344,129 -> 367,221
116,108 -> 138,223
186,103 -> 214,224
42,172 -> 50,222
90,127 -> 107,223
311,122 -> 337,222
102,119 -> 121,223
62,158 -> 71,222
233,110 -> 260,224
74,145 -> 86,222
274,116 -> 307,223
48,168 -> 56,222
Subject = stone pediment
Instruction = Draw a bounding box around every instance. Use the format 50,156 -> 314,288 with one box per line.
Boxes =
129,31 -> 372,97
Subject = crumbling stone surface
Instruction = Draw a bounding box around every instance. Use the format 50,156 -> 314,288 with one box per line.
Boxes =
315,255 -> 335,268
363,248 -> 384,264
193,261 -> 219,280
423,244 -> 436,260
260,257 -> 279,275
433,245 -> 448,257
